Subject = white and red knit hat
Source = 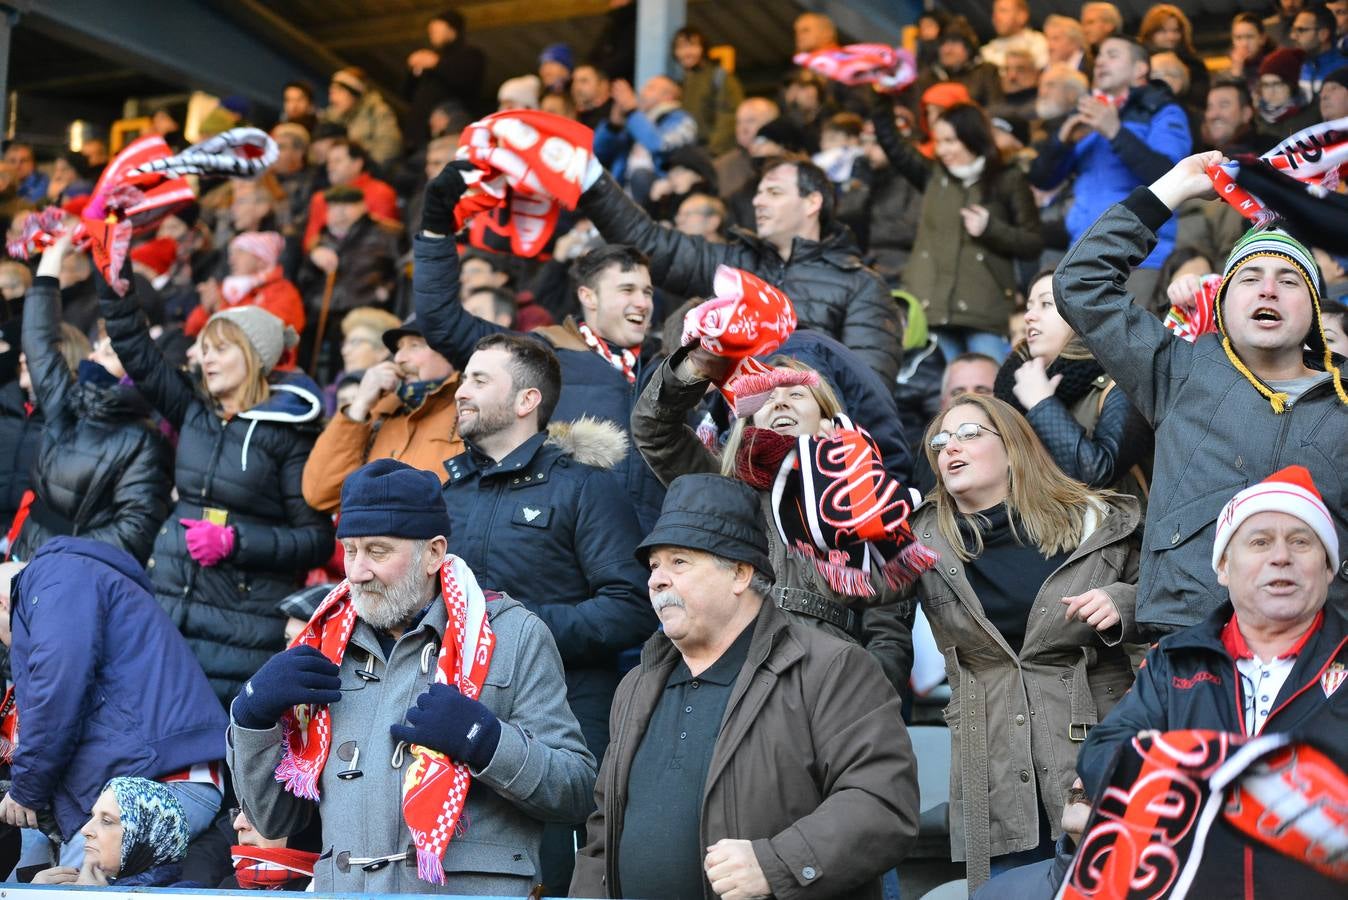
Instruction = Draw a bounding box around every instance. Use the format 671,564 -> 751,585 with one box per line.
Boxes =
228,231 -> 284,269
1211,465 -> 1338,571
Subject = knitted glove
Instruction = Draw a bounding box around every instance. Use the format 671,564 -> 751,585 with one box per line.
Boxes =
421,159 -> 477,236
232,646 -> 342,730
180,519 -> 236,567
390,683 -> 501,771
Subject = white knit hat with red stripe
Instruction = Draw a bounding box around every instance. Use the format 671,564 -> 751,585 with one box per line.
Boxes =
229,231 -> 284,270
1211,465 -> 1339,571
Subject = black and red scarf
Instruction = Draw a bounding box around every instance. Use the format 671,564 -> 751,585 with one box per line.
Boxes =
736,415 -> 936,598
1058,729 -> 1348,899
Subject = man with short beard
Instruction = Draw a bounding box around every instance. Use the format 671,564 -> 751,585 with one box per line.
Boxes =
571,474 -> 919,900
228,459 -> 595,895
436,331 -> 654,894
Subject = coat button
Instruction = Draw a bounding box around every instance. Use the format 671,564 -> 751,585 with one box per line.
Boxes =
1171,532 -> 1180,545
1015,714 -> 1025,725
1020,770 -> 1030,783
975,252 -> 985,262
802,866 -> 817,880
948,567 -> 957,575
922,532 -> 930,539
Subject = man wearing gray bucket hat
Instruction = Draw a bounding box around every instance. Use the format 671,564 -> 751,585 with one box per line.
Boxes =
571,473 -> 919,900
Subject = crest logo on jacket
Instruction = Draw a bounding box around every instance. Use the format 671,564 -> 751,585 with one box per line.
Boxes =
522,507 -> 541,522
1322,662 -> 1347,699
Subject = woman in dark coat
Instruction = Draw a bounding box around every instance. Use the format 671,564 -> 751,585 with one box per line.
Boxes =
11,235 -> 173,563
992,268 -> 1153,502
99,273 -> 333,704
873,98 -> 1042,363
0,318 -> 42,548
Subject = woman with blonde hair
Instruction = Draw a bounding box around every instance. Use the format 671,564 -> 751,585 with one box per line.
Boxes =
99,267 -> 333,704
910,392 -> 1140,889
631,344 -> 920,690
1138,3 -> 1209,107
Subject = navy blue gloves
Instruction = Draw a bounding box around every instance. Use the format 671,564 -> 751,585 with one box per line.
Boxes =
421,159 -> 476,236
390,682 -> 502,771
232,646 -> 342,730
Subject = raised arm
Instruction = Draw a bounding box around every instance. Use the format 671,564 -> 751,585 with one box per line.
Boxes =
578,166 -> 737,296
1052,152 -> 1224,424
413,162 -> 513,369
22,240 -> 76,423
870,98 -> 932,192
96,266 -> 200,430
629,347 -> 725,487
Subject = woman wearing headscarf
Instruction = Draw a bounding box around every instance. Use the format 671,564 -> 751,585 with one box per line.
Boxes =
32,777 -> 190,887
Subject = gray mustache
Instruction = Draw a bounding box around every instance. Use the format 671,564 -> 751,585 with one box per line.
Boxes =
651,590 -> 685,612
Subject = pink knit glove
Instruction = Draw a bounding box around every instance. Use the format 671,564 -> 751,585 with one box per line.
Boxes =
180,519 -> 236,567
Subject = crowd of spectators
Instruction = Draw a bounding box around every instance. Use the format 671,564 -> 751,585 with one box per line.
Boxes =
0,1 -> 1344,898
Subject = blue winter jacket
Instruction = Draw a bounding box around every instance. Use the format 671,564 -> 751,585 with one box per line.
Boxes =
593,105 -> 698,184
7,537 -> 227,840
1029,82 -> 1192,268
441,423 -> 655,761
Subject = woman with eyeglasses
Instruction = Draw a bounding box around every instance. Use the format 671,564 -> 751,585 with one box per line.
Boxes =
908,392 -> 1140,889
991,268 -> 1152,500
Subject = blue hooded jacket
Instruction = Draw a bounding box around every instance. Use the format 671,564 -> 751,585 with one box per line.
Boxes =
7,537 -> 227,840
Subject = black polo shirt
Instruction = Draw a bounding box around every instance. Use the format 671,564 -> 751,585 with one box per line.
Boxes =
617,620 -> 757,900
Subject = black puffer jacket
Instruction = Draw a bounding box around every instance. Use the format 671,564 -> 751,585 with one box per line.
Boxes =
12,277 -> 172,564
0,390 -> 41,535
99,278 -> 334,705
580,173 -> 903,383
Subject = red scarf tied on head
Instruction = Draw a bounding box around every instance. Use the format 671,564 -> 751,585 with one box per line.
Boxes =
453,110 -> 595,258
793,44 -> 917,93
681,265 -> 815,417
276,555 -> 496,885
741,415 -> 937,598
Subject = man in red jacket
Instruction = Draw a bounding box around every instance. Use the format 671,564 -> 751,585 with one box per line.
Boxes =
302,139 -> 399,250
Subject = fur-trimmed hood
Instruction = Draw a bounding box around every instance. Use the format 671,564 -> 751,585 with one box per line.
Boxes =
545,416 -> 627,470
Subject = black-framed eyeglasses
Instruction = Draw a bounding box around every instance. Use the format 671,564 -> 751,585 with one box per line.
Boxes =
929,422 -> 1001,452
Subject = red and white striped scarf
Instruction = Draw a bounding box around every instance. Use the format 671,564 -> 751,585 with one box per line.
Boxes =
576,321 -> 637,384
0,686 -> 18,765
275,555 -> 496,885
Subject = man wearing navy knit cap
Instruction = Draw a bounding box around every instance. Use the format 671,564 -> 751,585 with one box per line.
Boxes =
228,459 -> 595,895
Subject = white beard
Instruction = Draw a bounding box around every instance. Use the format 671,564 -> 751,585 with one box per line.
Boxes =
350,566 -> 434,631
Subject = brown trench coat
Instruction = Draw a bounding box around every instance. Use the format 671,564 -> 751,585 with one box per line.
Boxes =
569,598 -> 920,899
909,496 -> 1141,888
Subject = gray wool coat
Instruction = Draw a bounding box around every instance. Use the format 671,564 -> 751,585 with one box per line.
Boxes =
1053,188 -> 1348,635
227,592 -> 597,895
